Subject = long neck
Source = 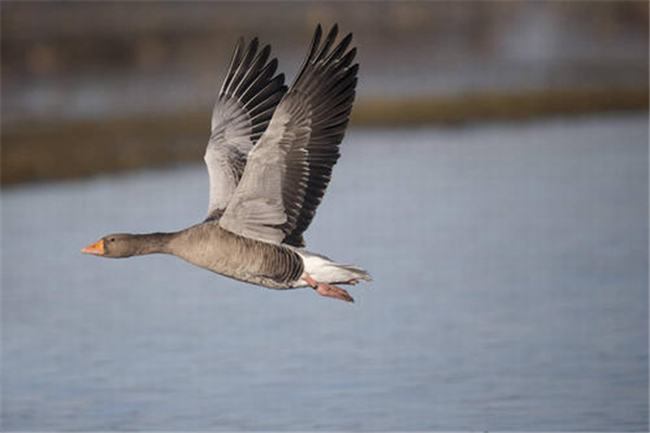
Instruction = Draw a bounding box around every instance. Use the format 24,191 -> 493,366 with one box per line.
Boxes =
130,232 -> 177,255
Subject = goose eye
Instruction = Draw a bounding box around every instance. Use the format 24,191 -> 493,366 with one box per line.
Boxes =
109,238 -> 115,242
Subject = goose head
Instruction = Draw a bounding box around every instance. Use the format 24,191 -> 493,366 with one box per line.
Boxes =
81,233 -> 141,258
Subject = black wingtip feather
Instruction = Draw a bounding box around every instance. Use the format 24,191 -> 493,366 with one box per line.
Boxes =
314,24 -> 339,63
293,24 -> 324,87
325,32 -> 352,64
329,24 -> 339,40
233,44 -> 273,98
279,24 -> 359,246
258,44 -> 271,64
239,56 -> 280,103
266,57 -> 279,75
219,37 -> 245,97
213,33 -> 287,146
249,86 -> 285,117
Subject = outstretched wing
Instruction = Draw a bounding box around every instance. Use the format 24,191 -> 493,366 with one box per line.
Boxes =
219,24 -> 358,245
205,37 -> 287,220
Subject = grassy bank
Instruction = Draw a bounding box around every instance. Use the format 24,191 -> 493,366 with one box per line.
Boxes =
2,88 -> 647,185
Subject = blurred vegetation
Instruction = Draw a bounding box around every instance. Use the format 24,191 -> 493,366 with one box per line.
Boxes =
1,1 -> 648,184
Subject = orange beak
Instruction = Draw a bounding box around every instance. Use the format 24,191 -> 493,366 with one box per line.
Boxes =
81,239 -> 105,255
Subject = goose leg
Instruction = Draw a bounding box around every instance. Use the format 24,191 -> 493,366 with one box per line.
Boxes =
302,274 -> 354,303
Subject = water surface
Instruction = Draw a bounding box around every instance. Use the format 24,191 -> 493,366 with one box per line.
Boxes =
2,115 -> 648,430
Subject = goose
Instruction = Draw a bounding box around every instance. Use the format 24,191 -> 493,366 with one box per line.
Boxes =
82,24 -> 369,303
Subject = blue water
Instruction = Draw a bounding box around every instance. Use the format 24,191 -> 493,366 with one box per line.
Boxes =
2,114 -> 648,430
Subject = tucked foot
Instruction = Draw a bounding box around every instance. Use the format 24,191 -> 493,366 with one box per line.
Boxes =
316,283 -> 354,303
302,274 -> 355,303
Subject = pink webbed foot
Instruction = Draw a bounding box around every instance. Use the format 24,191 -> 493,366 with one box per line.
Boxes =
303,274 -> 355,303
316,283 -> 354,303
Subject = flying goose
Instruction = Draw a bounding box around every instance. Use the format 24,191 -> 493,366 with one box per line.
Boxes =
82,24 -> 369,303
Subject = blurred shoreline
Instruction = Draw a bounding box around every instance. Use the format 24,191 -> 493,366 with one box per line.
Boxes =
2,1 -> 647,185
2,90 -> 647,186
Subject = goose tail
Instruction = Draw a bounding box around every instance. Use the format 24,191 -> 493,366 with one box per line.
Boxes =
332,263 -> 372,284
294,249 -> 371,286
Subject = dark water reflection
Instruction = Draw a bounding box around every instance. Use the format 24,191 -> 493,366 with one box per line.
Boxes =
2,115 -> 648,430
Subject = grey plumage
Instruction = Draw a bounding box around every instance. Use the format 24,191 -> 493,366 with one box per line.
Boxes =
84,25 -> 369,297
170,224 -> 305,288
219,24 -> 359,246
205,37 -> 287,220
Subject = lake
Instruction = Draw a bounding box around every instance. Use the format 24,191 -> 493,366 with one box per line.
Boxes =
2,114 -> 648,430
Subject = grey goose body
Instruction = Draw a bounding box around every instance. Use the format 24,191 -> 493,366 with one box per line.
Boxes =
82,24 -> 370,303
